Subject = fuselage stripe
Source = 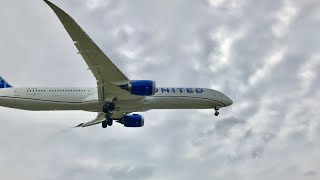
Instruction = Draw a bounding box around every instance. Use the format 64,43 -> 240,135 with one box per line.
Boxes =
0,96 -> 98,104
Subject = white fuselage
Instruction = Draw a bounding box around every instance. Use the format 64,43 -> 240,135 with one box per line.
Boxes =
0,87 -> 232,114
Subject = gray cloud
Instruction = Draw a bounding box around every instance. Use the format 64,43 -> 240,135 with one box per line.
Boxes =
304,170 -> 318,177
108,165 -> 155,180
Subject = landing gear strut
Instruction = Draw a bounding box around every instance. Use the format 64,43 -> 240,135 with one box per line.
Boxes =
214,107 -> 219,116
101,99 -> 116,128
103,102 -> 115,113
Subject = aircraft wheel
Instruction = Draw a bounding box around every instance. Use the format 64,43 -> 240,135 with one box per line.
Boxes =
102,121 -> 108,128
107,119 -> 113,126
214,107 -> 219,116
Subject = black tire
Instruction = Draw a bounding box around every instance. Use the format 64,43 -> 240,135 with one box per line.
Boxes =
107,119 -> 113,126
102,121 -> 108,128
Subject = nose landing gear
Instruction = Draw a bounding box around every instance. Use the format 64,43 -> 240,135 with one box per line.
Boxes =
214,107 -> 219,116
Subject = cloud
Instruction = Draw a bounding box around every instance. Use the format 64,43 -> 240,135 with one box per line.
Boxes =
304,170 -> 318,177
108,165 -> 155,180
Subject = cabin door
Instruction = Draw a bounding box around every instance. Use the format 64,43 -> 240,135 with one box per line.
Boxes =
14,89 -> 20,97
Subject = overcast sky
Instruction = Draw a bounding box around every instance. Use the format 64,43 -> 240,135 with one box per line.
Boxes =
0,0 -> 320,179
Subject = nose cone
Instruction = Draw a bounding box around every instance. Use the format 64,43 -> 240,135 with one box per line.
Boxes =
224,96 -> 233,106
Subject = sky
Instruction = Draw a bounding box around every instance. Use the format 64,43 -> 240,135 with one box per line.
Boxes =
0,0 -> 320,179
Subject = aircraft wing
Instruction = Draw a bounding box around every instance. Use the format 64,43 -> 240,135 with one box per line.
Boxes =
44,0 -> 131,101
75,113 -> 106,128
75,112 -> 129,128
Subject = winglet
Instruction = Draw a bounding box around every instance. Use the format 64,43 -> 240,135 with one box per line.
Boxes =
43,0 -> 67,18
43,0 -> 57,9
43,0 -> 56,10
0,76 -> 12,88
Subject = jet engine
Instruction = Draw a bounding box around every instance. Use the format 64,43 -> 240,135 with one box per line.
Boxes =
119,80 -> 156,96
121,114 -> 144,127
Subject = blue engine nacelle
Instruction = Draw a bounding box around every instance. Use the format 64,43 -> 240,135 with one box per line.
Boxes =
122,114 -> 144,127
119,80 -> 156,96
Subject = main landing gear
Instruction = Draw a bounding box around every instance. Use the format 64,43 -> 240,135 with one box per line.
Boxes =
214,107 -> 219,116
102,99 -> 116,128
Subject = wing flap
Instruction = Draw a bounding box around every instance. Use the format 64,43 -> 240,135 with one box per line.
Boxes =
75,113 -> 105,128
75,112 -> 129,128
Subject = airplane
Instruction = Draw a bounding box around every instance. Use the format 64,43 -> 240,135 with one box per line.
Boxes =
0,0 -> 233,129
